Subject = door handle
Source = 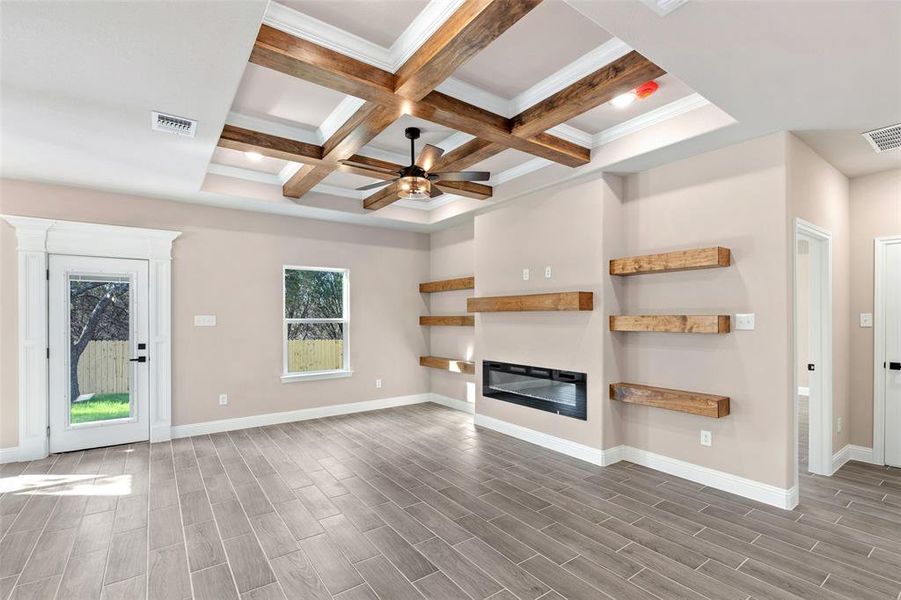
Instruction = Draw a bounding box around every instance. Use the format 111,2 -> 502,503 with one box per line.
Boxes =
889,362 -> 901,371
129,356 -> 147,363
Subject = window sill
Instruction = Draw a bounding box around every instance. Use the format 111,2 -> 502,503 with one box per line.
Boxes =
281,370 -> 354,383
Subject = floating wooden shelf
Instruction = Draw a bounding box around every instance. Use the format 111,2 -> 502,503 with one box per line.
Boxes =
610,247 -> 731,276
419,276 -> 474,293
419,356 -> 475,374
419,316 -> 474,326
467,292 -> 593,313
609,315 -> 730,334
610,383 -> 730,418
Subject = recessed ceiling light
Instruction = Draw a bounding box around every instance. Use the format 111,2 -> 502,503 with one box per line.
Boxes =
610,92 -> 636,108
244,151 -> 263,162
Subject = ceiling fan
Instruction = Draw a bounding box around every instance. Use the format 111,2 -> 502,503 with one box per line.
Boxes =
345,127 -> 489,200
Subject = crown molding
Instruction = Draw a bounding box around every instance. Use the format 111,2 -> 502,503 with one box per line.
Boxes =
547,123 -> 594,148
264,0 -> 465,73
318,96 -> 367,143
489,157 -> 551,186
208,163 -> 283,186
593,93 -> 709,147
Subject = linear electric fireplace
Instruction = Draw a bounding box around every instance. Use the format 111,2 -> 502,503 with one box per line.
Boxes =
483,360 -> 586,420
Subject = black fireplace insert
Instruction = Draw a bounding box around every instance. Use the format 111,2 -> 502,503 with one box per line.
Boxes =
482,360 -> 586,420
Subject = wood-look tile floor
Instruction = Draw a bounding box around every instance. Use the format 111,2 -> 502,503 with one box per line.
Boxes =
2,403 -> 901,600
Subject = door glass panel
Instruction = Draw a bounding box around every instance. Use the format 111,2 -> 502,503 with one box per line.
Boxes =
68,274 -> 132,425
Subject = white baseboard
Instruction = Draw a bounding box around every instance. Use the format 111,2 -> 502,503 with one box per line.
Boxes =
473,414 -> 615,466
473,414 -> 796,509
171,393 -> 432,438
832,444 -> 876,472
429,393 -> 475,414
0,447 -> 19,464
798,386 -> 810,396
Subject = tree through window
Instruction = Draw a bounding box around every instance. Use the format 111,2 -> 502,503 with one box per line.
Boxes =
283,267 -> 349,375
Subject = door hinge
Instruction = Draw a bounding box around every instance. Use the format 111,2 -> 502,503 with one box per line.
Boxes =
46,425 -> 50,437
46,268 -> 49,281
46,347 -> 50,359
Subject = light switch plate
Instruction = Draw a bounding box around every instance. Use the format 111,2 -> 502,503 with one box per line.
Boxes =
734,313 -> 755,330
522,268 -> 530,281
860,313 -> 873,327
194,315 -> 216,327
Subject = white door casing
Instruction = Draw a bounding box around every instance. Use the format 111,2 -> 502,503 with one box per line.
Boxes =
1,215 -> 180,462
49,255 -> 150,453
879,239 -> 901,467
794,219 -> 833,479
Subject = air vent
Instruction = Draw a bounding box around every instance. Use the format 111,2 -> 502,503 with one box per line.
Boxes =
151,111 -> 197,138
862,123 -> 901,153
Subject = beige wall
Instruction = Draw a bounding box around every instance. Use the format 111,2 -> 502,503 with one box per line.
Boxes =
849,168 -> 901,447
473,175 -> 616,450
619,133 -> 793,488
787,135 -> 851,453
0,179 -> 431,449
427,222 -> 475,402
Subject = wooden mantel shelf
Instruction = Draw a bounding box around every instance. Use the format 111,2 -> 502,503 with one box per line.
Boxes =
610,247 -> 731,276
610,383 -> 730,418
467,291 -> 593,313
419,316 -> 474,326
419,356 -> 475,374
610,315 -> 730,334
419,277 -> 474,293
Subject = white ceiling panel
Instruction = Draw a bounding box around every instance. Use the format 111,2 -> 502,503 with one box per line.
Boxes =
365,115 -> 459,158
278,0 -> 428,48
452,0 -> 613,100
566,74 -> 695,134
212,147 -> 287,174
231,63 -> 349,130
468,149 -> 536,174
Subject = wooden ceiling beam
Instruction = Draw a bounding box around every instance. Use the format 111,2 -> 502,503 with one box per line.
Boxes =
511,50 -> 667,138
283,164 -> 334,198
218,125 -> 324,164
394,0 -> 543,101
435,180 -> 492,200
362,183 -> 401,210
251,25 -> 399,106
430,138 -> 505,173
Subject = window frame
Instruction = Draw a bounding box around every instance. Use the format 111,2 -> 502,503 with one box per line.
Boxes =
281,265 -> 351,383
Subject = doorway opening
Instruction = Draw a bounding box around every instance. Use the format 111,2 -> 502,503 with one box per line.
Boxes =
795,219 -> 833,481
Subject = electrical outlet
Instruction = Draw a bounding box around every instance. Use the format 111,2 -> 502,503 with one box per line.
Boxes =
700,430 -> 712,447
219,394 -> 228,406
544,266 -> 552,279
836,417 -> 842,433
860,313 -> 873,327
734,313 -> 755,330
522,268 -> 530,281
375,379 -> 382,389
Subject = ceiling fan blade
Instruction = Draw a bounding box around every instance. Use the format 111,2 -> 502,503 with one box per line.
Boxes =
416,144 -> 444,172
434,171 -> 490,182
429,186 -> 444,198
355,179 -> 397,191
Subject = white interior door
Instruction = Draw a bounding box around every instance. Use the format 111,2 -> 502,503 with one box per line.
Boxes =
884,243 -> 901,467
49,255 -> 150,453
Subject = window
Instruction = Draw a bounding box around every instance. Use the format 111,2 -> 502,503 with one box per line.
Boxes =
282,266 -> 350,382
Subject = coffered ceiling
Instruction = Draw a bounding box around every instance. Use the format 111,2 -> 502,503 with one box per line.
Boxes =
207,0 -> 712,226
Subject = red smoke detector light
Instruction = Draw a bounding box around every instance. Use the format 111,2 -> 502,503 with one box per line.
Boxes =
635,80 -> 659,99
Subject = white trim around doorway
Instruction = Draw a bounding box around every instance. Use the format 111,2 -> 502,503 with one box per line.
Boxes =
1,215 -> 180,461
873,235 -> 901,466
794,218 -> 833,480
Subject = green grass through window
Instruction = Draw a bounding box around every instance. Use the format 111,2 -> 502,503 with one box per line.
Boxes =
71,393 -> 130,424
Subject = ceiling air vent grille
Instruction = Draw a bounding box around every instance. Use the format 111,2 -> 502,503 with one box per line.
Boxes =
862,123 -> 901,153
151,111 -> 197,138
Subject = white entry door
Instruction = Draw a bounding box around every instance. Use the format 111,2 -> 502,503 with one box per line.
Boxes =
884,243 -> 901,467
49,255 -> 150,453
